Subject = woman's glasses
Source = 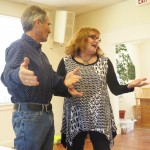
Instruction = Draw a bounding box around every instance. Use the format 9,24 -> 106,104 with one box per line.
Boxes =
88,35 -> 101,42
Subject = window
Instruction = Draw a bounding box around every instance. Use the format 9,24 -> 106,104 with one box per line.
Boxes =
0,15 -> 23,104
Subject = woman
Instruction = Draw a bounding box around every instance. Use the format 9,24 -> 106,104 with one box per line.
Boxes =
56,27 -> 149,150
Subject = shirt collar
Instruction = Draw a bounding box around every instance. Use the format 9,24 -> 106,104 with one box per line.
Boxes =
22,33 -> 42,51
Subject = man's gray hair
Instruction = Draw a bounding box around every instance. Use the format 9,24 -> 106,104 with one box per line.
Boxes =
21,5 -> 48,32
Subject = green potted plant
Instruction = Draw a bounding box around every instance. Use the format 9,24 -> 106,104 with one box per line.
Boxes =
116,44 -> 135,84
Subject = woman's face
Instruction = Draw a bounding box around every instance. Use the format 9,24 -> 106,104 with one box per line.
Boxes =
83,32 -> 100,55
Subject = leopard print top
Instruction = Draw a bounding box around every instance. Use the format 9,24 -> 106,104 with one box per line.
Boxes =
61,55 -> 117,146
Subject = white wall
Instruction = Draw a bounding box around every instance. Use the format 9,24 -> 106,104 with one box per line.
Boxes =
0,105 -> 14,147
138,39 -> 150,80
75,0 -> 150,127
0,0 -> 65,147
75,0 -> 150,33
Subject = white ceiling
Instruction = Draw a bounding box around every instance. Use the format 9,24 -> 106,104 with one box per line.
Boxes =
8,0 -> 127,15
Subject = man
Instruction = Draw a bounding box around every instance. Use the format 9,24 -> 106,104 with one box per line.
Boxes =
1,5 -> 83,150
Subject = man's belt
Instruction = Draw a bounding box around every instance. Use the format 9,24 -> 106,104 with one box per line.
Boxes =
13,103 -> 52,112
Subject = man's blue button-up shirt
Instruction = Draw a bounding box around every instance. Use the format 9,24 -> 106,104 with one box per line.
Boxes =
1,34 -> 68,104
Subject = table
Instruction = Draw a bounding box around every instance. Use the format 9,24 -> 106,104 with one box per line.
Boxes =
140,98 -> 150,127
141,87 -> 150,97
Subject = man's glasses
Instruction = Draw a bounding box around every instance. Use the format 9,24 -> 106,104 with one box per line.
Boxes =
88,35 -> 101,42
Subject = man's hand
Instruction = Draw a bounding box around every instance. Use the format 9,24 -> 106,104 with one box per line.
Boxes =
19,57 -> 39,86
64,67 -> 83,97
64,67 -> 82,87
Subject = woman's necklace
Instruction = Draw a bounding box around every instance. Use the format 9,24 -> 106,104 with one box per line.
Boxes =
79,55 -> 94,65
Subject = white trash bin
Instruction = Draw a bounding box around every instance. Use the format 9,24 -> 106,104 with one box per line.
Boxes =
120,119 -> 136,134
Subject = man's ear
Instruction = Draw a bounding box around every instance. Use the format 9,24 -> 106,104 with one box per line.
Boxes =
34,19 -> 41,27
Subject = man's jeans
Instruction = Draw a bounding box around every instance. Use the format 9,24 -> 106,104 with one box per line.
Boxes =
12,110 -> 54,150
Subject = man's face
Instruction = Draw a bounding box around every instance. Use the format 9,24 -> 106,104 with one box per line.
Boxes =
37,16 -> 51,42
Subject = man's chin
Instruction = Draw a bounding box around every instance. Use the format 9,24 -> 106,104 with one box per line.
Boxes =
41,39 -> 47,42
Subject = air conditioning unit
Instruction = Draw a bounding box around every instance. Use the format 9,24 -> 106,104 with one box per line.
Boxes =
53,11 -> 75,45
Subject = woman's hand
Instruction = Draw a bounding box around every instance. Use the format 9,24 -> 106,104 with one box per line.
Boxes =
68,86 -> 84,97
127,78 -> 150,89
